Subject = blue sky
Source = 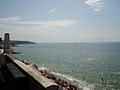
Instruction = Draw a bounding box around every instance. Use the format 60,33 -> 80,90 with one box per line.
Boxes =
0,0 -> 120,42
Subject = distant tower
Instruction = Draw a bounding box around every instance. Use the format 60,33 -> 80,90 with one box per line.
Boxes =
3,33 -> 11,54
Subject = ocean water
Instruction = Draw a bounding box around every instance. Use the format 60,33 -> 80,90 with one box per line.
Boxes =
13,43 -> 120,90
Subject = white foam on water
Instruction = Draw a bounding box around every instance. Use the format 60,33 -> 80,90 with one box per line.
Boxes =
87,58 -> 96,61
39,66 -> 95,90
38,66 -> 48,70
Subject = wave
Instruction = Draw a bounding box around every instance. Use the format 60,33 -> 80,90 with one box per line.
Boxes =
87,58 -> 96,61
38,66 -> 95,90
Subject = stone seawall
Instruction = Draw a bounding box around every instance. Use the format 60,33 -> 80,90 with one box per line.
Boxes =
0,54 -> 60,90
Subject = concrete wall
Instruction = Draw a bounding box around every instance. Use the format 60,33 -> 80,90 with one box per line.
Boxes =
5,55 -> 60,90
5,55 -> 46,90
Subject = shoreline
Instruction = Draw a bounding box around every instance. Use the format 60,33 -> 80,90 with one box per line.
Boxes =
19,59 -> 95,90
38,66 -> 94,90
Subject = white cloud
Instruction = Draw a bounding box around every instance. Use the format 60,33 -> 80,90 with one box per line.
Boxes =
94,8 -> 101,11
49,8 -> 57,13
0,16 -> 77,42
84,0 -> 105,11
40,20 -> 76,29
0,16 -> 21,22
0,16 -> 76,30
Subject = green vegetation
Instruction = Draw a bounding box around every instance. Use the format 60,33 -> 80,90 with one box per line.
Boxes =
10,40 -> 36,47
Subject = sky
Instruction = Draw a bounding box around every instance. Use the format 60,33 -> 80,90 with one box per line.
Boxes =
0,0 -> 120,42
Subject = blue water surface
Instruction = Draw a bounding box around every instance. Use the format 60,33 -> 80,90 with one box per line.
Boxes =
13,43 -> 120,90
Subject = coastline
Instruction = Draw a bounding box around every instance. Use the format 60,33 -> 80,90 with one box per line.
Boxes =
19,60 -> 95,90
38,66 -> 94,90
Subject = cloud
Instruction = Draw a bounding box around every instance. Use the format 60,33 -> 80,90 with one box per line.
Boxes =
0,16 -> 77,42
84,0 -> 105,11
49,8 -> 57,13
0,16 -> 76,30
94,8 -> 102,11
0,16 -> 21,22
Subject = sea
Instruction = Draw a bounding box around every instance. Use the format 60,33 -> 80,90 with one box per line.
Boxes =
13,42 -> 120,90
